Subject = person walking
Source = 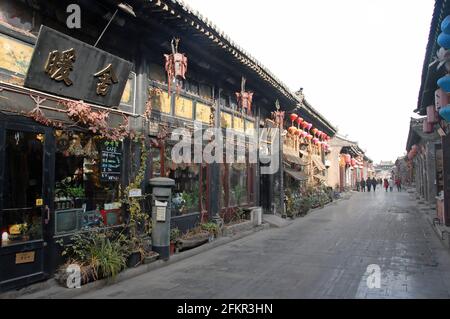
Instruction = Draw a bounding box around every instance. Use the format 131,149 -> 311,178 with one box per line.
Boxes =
395,178 -> 401,192
389,178 -> 395,192
366,177 -> 372,192
356,180 -> 360,192
383,178 -> 389,192
360,178 -> 366,192
372,177 -> 377,192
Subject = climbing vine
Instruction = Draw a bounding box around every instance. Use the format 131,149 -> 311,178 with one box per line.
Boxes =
121,135 -> 151,239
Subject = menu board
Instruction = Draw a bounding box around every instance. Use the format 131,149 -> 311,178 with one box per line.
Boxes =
101,141 -> 122,181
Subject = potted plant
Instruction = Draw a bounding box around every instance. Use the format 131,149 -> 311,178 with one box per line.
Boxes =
201,222 -> 220,241
68,186 -> 85,208
177,227 -> 210,251
126,236 -> 145,268
56,229 -> 128,286
170,228 -> 181,255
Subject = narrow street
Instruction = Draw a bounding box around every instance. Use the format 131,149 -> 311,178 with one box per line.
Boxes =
75,189 -> 450,299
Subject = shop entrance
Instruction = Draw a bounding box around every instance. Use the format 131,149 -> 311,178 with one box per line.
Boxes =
0,117 -> 54,291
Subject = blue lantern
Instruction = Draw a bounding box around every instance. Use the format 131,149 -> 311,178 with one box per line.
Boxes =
438,32 -> 450,49
442,15 -> 450,34
437,75 -> 450,92
439,105 -> 450,122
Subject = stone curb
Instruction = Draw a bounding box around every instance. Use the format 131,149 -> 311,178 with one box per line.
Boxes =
2,223 -> 270,299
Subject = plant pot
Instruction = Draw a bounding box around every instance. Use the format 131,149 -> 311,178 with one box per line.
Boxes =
170,242 -> 176,255
74,198 -> 84,208
126,251 -> 142,268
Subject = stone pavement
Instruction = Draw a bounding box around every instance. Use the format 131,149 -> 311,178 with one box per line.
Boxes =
30,189 -> 450,299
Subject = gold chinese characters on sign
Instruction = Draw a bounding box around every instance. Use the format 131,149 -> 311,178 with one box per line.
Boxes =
195,102 -> 211,123
175,95 -> 193,119
94,63 -> 118,96
44,48 -> 76,86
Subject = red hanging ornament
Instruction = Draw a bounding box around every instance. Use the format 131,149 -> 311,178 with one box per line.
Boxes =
164,38 -> 188,95
236,77 -> 254,116
290,113 -> 298,123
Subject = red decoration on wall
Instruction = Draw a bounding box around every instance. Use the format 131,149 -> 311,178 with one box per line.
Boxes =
164,38 -> 188,94
236,77 -> 254,115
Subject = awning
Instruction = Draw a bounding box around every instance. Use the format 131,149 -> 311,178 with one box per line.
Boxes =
312,155 -> 326,171
314,174 -> 327,182
283,154 -> 308,166
284,167 -> 308,181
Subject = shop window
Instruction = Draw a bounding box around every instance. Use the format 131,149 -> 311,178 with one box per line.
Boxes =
53,131 -> 122,234
164,144 -> 201,216
220,163 -> 228,209
229,162 -> 247,206
1,130 -> 43,246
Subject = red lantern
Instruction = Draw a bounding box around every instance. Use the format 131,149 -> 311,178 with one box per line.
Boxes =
306,123 -> 313,131
301,121 -> 308,129
288,126 -> 297,135
351,158 -> 356,166
301,130 -> 307,138
294,128 -> 301,136
344,154 -> 351,164
164,38 -> 188,94
296,117 -> 304,127
290,113 -> 298,123
306,134 -> 313,140
311,128 -> 318,136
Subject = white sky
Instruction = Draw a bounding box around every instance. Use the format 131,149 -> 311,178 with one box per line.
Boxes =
185,0 -> 435,163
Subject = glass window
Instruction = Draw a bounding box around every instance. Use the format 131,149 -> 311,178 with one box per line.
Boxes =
165,144 -> 200,216
1,130 -> 44,246
230,162 -> 247,206
53,131 -> 122,233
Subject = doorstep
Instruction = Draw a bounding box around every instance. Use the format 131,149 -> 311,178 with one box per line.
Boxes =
0,223 -> 270,299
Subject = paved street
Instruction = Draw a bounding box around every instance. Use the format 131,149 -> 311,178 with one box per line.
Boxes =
76,189 -> 450,299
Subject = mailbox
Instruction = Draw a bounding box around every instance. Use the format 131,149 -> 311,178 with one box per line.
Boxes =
149,177 -> 175,260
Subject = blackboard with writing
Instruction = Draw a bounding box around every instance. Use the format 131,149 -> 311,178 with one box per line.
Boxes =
101,141 -> 122,181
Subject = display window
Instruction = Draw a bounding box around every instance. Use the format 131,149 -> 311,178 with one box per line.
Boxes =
1,130 -> 44,246
53,130 -> 123,235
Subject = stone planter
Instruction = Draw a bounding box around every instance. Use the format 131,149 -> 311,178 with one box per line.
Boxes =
177,232 -> 209,251
222,220 -> 254,236
144,252 -> 159,264
57,264 -> 98,288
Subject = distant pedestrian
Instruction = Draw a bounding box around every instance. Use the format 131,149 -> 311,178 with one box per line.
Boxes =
389,178 -> 395,192
366,177 -> 372,192
356,180 -> 360,192
383,178 -> 389,192
395,178 -> 401,192
360,178 -> 366,192
372,177 -> 377,192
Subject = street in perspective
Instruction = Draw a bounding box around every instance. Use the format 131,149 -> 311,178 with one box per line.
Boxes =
2,0 -> 450,303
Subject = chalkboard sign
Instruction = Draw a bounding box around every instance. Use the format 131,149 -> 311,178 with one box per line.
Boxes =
101,141 -> 122,181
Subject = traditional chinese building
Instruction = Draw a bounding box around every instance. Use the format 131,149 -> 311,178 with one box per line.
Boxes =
0,0 -> 337,291
412,0 -> 450,226
327,134 -> 372,192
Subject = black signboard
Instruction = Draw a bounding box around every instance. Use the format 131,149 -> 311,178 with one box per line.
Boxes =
24,25 -> 133,107
101,141 -> 122,182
